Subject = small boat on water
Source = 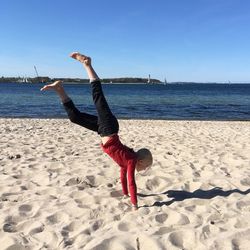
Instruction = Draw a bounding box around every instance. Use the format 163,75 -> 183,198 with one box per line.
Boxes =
17,77 -> 31,83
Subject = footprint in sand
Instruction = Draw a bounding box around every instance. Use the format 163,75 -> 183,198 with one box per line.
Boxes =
231,237 -> 250,250
32,231 -> 59,248
113,214 -> 121,221
19,204 -> 32,213
20,185 -> 28,191
46,211 -> 69,225
178,214 -> 190,225
110,190 -> 123,197
63,239 -> 74,247
154,226 -> 173,235
240,177 -> 250,186
138,207 -> 150,216
85,238 -> 113,250
117,222 -> 130,232
2,242 -> 26,250
169,231 -> 195,249
18,204 -> 36,217
211,238 -> 238,250
65,177 -> 81,186
86,175 -> 96,186
234,218 -> 249,229
236,200 -> 250,211
145,176 -> 167,191
82,220 -> 104,236
201,225 -> 211,239
61,228 -> 69,238
155,213 -> 168,223
66,175 -> 96,188
62,221 -> 83,232
3,222 -> 17,233
27,222 -> 45,235
91,220 -> 104,232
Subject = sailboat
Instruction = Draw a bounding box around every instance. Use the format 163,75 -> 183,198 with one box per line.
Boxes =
164,78 -> 167,85
17,66 -> 39,84
147,74 -> 151,84
24,77 -> 30,83
17,77 -> 31,83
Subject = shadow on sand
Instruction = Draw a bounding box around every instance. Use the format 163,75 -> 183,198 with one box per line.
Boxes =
139,187 -> 250,208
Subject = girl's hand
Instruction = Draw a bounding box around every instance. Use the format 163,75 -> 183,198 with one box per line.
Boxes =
132,204 -> 138,211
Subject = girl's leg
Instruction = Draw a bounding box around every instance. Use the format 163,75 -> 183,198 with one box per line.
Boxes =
40,80 -> 98,132
70,53 -> 119,136
40,80 -> 70,103
70,52 -> 99,81
63,99 -> 98,132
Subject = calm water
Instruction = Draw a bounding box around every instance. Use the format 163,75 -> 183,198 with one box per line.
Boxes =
0,82 -> 250,120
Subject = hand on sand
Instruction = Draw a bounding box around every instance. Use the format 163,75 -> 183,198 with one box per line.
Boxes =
122,194 -> 130,200
132,205 -> 138,211
70,52 -> 91,66
40,80 -> 63,92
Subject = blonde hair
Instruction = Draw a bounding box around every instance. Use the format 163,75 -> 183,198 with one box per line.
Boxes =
137,148 -> 153,162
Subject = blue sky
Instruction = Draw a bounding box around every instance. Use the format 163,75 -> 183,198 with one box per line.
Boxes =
0,0 -> 250,82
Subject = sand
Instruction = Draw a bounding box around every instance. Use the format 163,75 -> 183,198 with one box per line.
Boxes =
0,118 -> 249,250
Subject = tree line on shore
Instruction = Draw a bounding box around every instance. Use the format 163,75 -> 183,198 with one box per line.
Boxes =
0,76 -> 161,84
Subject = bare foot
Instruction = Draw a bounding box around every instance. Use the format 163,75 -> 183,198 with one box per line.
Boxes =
70,52 -> 91,66
40,80 -> 63,92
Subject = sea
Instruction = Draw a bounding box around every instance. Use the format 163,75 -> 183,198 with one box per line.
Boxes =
0,82 -> 250,120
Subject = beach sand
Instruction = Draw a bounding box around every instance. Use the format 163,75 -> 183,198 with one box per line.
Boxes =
0,118 -> 249,250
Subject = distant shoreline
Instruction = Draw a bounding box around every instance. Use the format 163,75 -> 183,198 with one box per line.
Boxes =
1,77 -> 249,84
1,81 -> 250,85
0,77 -> 161,84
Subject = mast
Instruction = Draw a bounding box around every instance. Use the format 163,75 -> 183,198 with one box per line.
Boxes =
34,65 -> 41,83
34,66 -> 39,78
164,78 -> 167,85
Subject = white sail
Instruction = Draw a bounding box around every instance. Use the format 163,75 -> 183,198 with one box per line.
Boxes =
147,74 -> 151,83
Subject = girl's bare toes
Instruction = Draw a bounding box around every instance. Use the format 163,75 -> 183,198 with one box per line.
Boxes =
70,52 -> 91,65
70,52 -> 79,59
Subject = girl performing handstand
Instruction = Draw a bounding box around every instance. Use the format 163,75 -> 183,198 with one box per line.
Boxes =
41,52 -> 153,210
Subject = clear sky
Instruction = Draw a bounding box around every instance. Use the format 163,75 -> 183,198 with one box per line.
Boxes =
1,0 -> 250,82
